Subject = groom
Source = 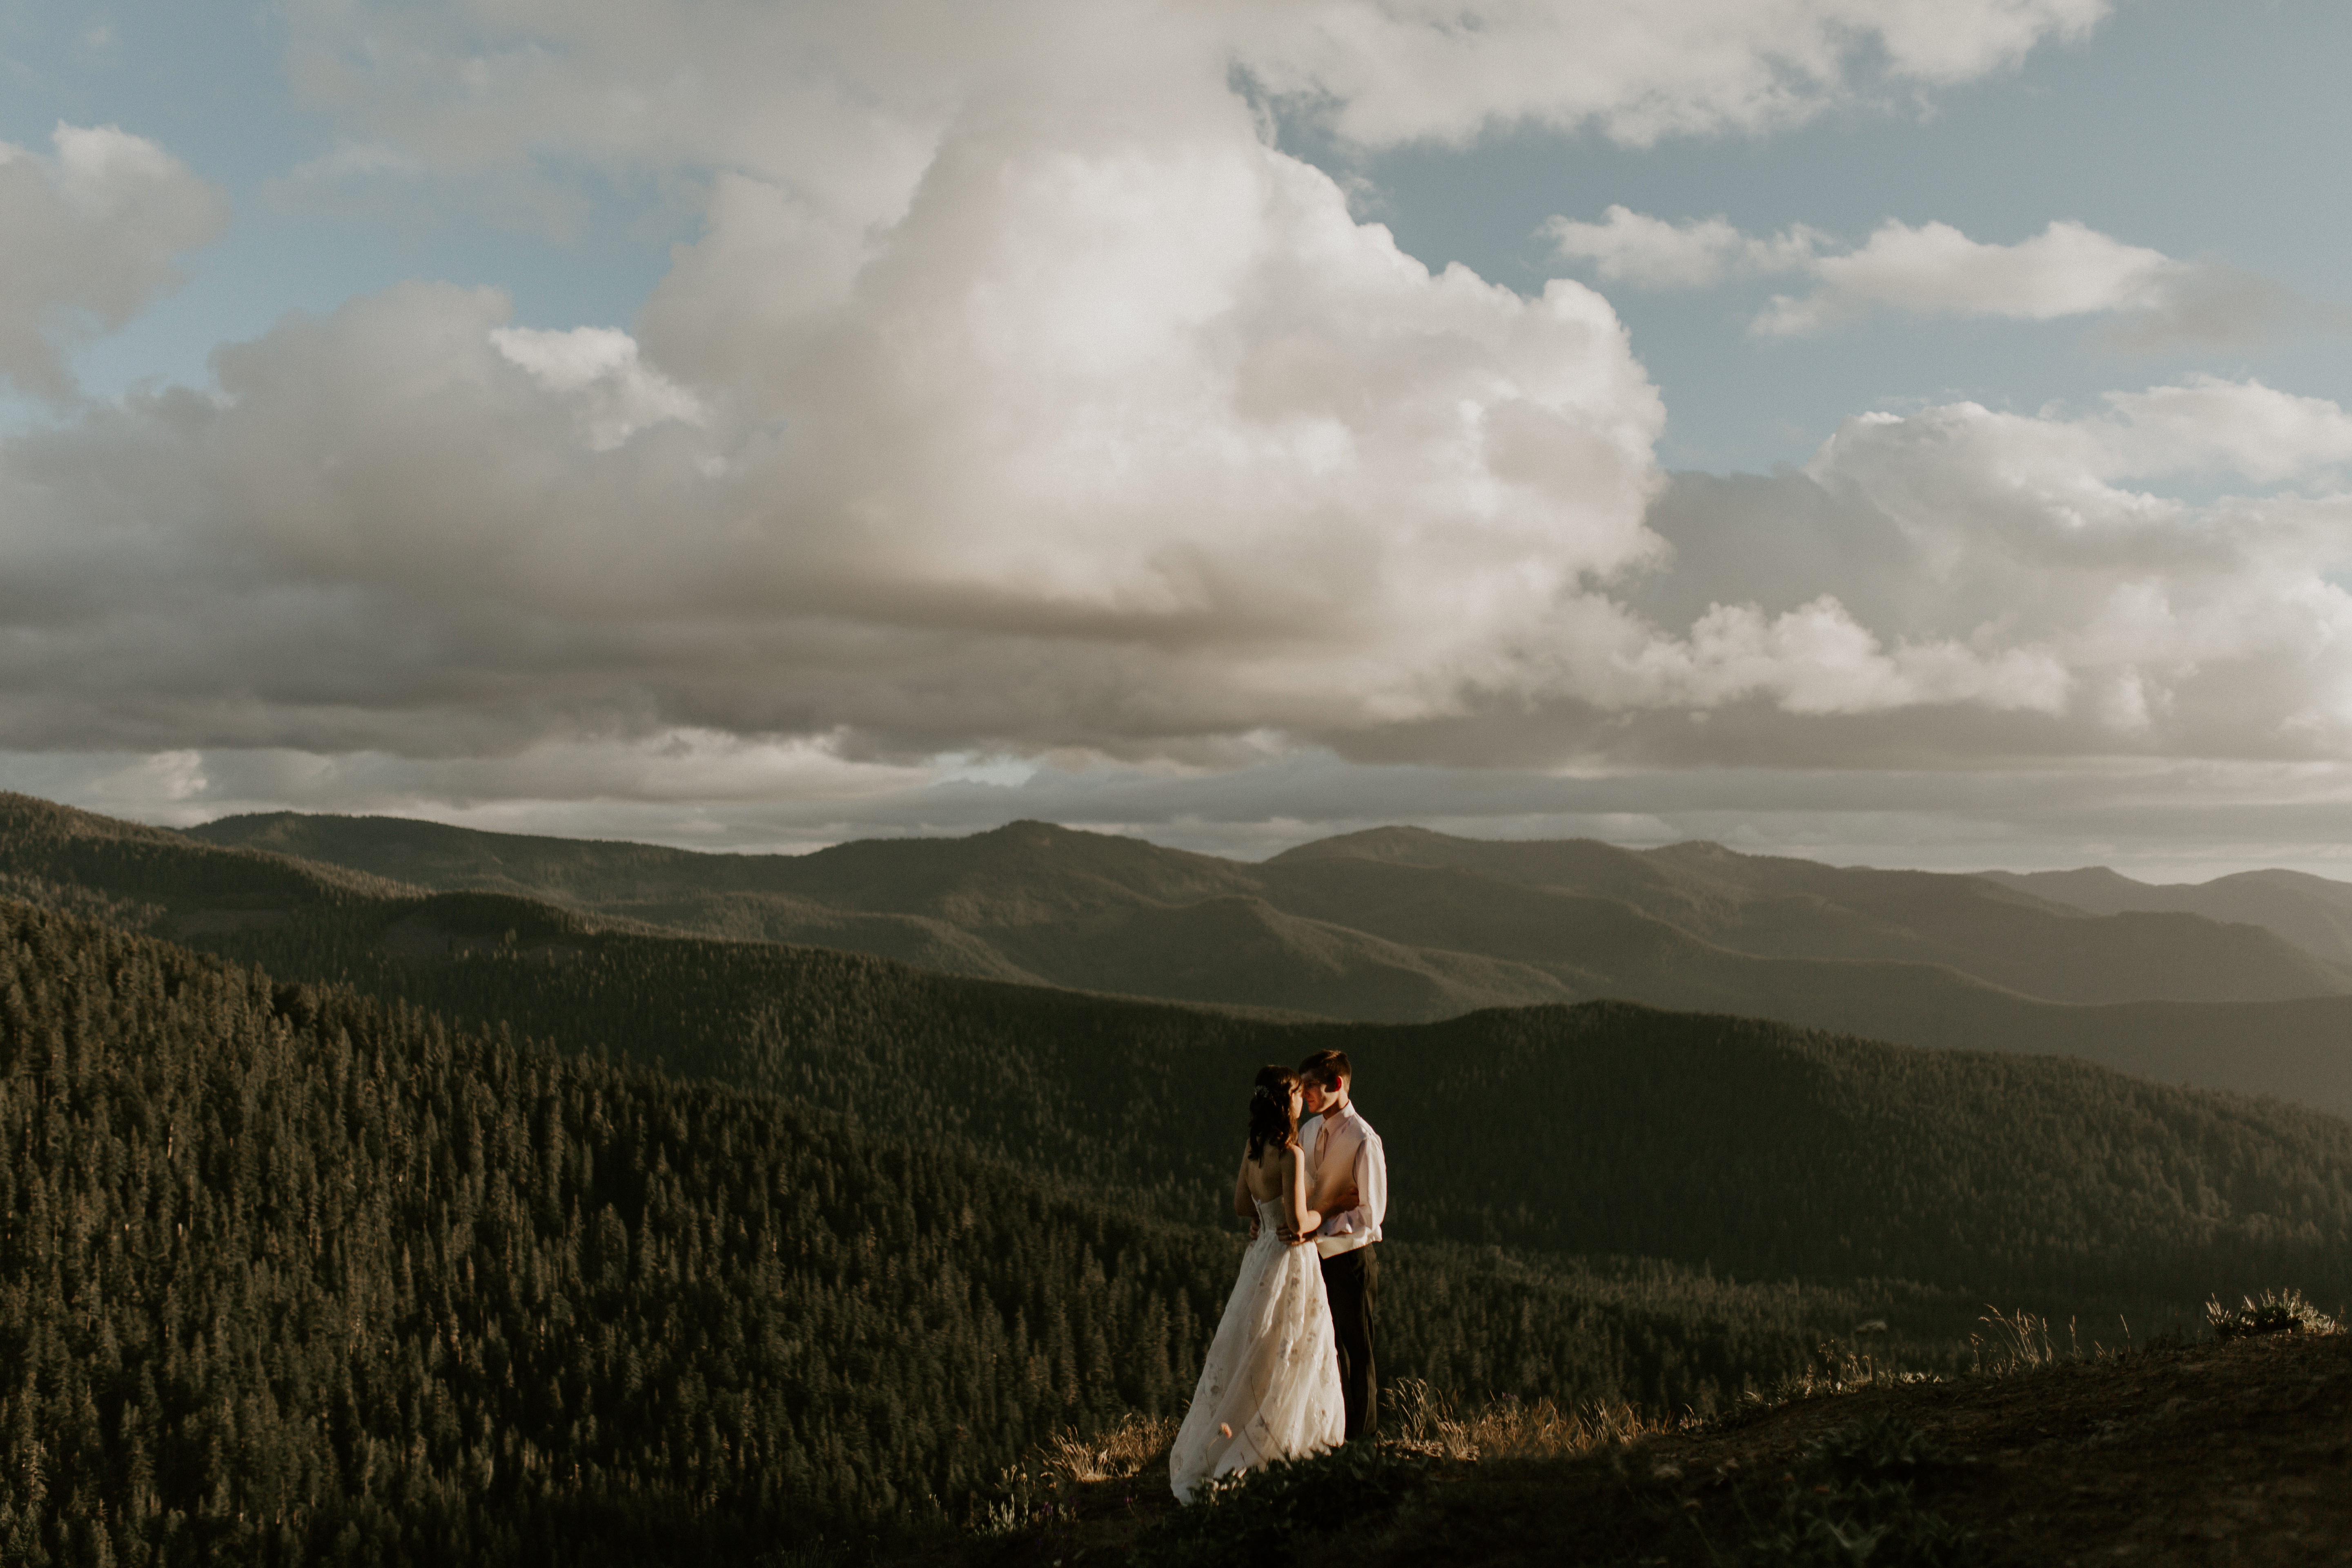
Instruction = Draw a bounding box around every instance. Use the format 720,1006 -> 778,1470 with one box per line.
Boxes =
1294,1048 -> 1386,1441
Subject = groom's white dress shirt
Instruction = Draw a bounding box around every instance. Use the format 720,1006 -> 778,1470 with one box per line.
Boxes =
1299,1103 -> 1386,1261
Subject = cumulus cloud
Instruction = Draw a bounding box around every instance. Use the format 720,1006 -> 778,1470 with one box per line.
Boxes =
278,0 -> 2109,190
1754,218 -> 2173,331
0,200 -> 1666,761
20,0 -> 2352,833
1239,0 -> 2110,147
0,123 -> 228,397
1755,220 -> 2308,346
1609,596 -> 2071,717
1550,209 -> 2320,349
1623,378 -> 2352,761
488,326 -> 706,451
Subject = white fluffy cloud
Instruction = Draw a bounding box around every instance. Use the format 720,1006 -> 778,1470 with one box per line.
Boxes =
1624,377 -> 2352,760
28,0 -> 2352,822
1552,208 -> 2308,348
488,326 -> 706,451
0,124 -> 228,397
0,185 -> 1665,760
1755,218 -> 2176,332
278,0 -> 2109,191
1239,0 -> 2110,147
1757,220 -> 2299,345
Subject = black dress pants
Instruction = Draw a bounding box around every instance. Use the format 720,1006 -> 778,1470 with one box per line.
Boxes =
1320,1244 -> 1377,1439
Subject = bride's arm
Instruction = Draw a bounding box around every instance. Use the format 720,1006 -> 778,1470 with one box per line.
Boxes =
1283,1145 -> 1322,1243
1233,1152 -> 1255,1221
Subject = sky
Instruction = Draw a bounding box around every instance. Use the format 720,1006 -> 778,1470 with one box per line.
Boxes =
5,0 -> 2352,880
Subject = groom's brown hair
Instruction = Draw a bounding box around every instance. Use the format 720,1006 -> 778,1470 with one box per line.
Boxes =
1299,1049 -> 1351,1089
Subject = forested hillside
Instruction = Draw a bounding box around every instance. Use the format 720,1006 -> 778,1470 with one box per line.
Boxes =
166,886 -> 2352,1319
159,803 -> 2352,1120
19,794 -> 2352,1124
0,794 -> 404,918
9,793 -> 2352,1316
3,899 -> 1923,1566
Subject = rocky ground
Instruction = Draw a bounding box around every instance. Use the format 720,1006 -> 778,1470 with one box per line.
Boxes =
960,1328 -> 2352,1566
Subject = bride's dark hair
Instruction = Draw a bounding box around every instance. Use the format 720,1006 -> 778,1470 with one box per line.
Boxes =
1246,1065 -> 1303,1161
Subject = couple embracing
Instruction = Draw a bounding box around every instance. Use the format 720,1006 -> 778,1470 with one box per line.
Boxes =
1168,1049 -> 1388,1501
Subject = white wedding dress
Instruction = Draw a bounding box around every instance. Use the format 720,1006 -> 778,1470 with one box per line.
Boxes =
1167,1194 -> 1346,1501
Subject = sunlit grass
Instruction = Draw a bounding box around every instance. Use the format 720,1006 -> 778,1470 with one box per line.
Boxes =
2207,1286 -> 2341,1338
1042,1411 -> 1181,1483
1387,1375 -> 1659,1461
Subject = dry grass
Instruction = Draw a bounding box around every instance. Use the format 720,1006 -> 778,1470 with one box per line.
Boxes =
1387,1376 -> 1659,1462
2207,1286 -> 2341,1339
1967,1305 -> 2136,1376
1039,1411 -> 1181,1485
1027,1385 -> 1659,1485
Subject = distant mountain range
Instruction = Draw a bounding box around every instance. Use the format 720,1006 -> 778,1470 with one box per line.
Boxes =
191,811 -> 2352,1013
1981,864 -> 2352,969
6,791 -> 2350,1117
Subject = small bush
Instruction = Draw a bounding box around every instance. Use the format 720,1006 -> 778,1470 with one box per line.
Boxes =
1733,1416 -> 1980,1568
1806,1412 -> 1944,1486
1132,1442 -> 1437,1568
2206,1288 -> 2339,1339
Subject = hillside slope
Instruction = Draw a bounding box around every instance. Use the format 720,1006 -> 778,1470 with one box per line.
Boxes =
60,891 -> 2352,1312
10,898 -> 1942,1564
991,1330 -> 2352,1568
187,811 -> 2352,1026
1275,828 -> 2352,1002
22,793 -> 2352,1299
1986,863 -> 2352,970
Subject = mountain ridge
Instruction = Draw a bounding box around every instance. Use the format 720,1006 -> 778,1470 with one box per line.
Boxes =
14,791 -> 2352,1120
1984,863 -> 2352,969
185,805 -> 2352,1018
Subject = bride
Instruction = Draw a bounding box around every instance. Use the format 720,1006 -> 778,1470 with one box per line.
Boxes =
1167,1065 -> 1346,1501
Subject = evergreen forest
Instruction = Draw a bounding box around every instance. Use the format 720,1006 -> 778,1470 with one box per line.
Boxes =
0,900 -> 1947,1566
